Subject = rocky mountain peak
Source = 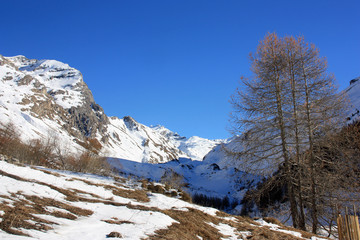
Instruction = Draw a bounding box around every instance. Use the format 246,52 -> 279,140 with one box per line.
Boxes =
0,54 -> 224,163
123,116 -> 139,131
1,55 -> 109,141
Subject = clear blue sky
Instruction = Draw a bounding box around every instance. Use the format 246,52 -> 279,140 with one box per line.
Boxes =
1,0 -> 359,139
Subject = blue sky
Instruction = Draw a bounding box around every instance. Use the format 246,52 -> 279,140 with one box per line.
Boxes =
1,0 -> 359,139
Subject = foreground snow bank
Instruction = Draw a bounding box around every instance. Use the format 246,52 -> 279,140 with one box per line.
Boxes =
0,160 -> 327,239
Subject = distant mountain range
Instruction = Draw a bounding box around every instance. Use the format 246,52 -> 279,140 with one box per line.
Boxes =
0,55 -> 223,163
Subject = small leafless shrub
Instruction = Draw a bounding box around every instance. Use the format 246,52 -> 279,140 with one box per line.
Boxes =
179,191 -> 192,203
160,169 -> 185,190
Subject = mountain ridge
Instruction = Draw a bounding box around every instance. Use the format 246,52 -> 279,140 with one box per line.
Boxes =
0,54 -> 223,163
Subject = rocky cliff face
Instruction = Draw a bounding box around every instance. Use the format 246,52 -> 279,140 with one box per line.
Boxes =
0,55 -> 221,163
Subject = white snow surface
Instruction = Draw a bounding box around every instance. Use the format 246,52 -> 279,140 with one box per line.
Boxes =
0,160 -> 325,239
4,55 -> 84,109
0,160 -> 176,239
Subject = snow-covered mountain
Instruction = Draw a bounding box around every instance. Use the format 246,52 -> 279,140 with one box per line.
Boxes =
151,125 -> 225,161
0,55 -> 222,163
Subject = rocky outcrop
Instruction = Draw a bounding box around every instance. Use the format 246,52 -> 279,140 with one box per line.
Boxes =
123,116 -> 139,131
65,79 -> 109,138
67,102 -> 109,138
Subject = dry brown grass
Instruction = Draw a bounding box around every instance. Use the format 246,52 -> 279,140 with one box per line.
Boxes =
263,216 -> 283,226
124,203 -> 161,212
149,207 -> 224,240
0,192 -> 93,236
102,217 -> 133,225
68,177 -> 103,186
280,225 -> 325,239
146,182 -> 166,194
179,191 -> 192,202
113,176 -> 126,183
146,204 -> 322,240
37,168 -> 63,177
215,210 -> 231,218
24,195 -> 93,217
66,177 -> 150,203
246,226 -> 303,240
112,188 -> 150,203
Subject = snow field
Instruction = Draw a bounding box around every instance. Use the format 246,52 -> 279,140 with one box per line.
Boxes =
0,160 -> 329,239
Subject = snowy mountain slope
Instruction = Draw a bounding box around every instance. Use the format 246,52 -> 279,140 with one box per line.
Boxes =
102,117 -> 184,163
6,56 -> 85,109
0,55 -> 222,163
0,159 -> 326,240
0,55 -> 89,153
345,77 -> 360,122
151,125 -> 225,161
109,157 -> 259,208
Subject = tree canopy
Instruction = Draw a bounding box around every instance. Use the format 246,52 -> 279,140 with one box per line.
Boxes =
230,33 -> 350,233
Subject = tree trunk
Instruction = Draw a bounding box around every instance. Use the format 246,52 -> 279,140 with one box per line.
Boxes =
303,70 -> 318,234
287,47 -> 306,230
273,68 -> 300,228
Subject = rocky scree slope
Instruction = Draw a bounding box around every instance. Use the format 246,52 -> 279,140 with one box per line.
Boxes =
0,55 -> 221,163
